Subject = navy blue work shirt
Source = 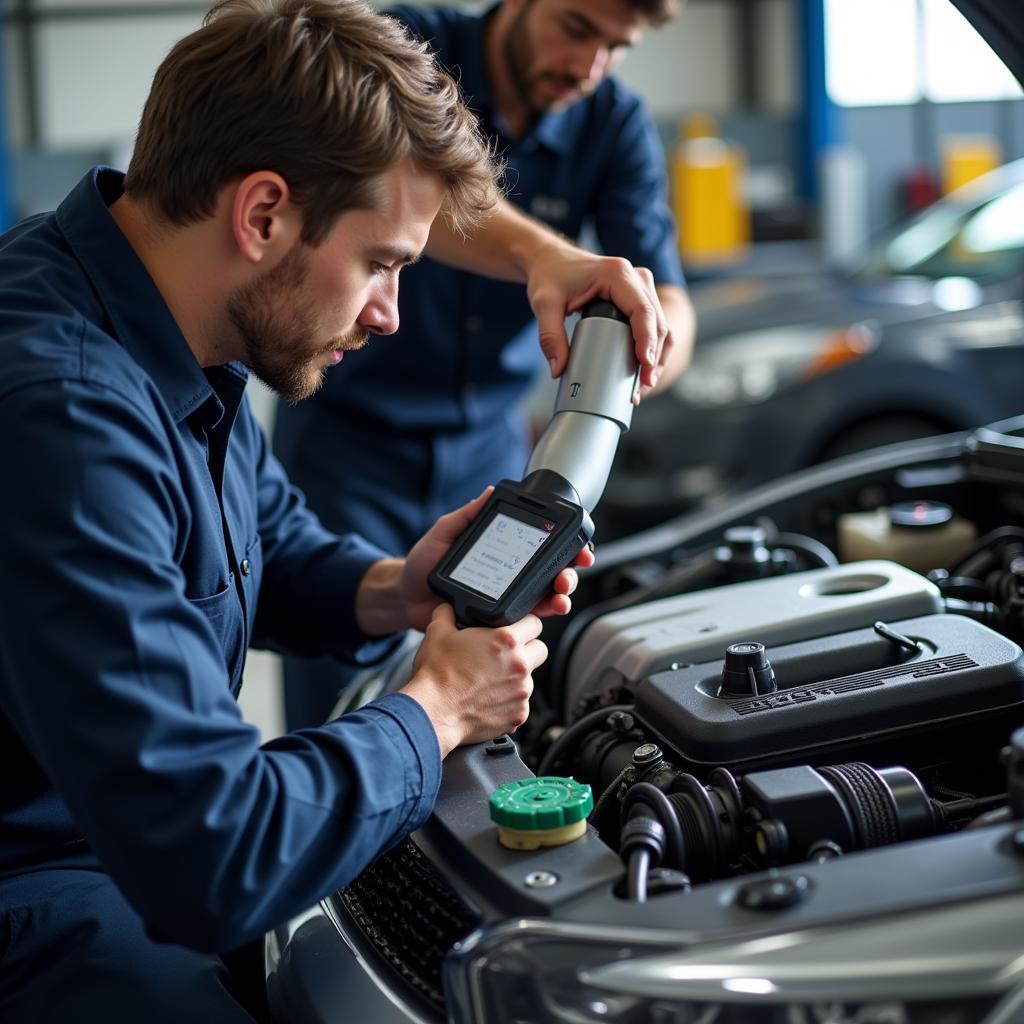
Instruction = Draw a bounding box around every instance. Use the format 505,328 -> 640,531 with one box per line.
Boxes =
312,2 -> 685,432
0,168 -> 441,952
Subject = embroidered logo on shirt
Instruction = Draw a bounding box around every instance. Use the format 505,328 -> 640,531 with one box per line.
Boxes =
530,196 -> 570,222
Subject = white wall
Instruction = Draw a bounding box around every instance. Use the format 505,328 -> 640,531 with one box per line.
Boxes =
36,13 -> 200,149
617,2 -> 739,117
4,0 -> 202,150
4,19 -> 28,148
616,1 -> 799,122
756,0 -> 797,113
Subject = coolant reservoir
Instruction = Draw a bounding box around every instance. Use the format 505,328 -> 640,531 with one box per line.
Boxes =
837,501 -> 976,574
489,777 -> 593,851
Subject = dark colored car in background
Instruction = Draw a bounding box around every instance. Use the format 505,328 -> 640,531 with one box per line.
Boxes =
602,158 -> 1024,537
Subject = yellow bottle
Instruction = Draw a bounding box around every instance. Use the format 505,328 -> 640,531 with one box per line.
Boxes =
672,113 -> 751,269
941,134 -> 1001,195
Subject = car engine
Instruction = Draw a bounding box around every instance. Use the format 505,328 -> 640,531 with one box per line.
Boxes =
550,559 -> 1023,891
269,418 -> 1024,1024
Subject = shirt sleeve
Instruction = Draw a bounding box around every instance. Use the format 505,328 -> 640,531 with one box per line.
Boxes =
0,375 -> 441,952
243,404 -> 401,665
592,95 -> 687,289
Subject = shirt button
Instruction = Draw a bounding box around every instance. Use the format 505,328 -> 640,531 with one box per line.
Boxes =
240,558 -> 251,577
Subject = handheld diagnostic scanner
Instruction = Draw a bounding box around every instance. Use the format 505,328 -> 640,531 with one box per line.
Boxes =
429,300 -> 639,627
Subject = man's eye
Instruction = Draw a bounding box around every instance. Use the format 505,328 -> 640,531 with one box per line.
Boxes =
371,262 -> 391,276
560,19 -> 589,40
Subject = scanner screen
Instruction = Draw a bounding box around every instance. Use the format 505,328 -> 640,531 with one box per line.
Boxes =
448,512 -> 552,600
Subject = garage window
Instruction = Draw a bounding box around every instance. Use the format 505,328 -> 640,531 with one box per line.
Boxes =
825,0 -> 1022,106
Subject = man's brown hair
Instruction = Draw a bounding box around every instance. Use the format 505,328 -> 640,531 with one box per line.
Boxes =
124,0 -> 499,243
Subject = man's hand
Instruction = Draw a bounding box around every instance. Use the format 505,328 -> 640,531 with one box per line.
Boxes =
527,241 -> 669,395
425,199 -> 680,397
393,488 -> 596,755
400,605 -> 545,756
353,489 -> 594,638
642,282 -> 695,401
400,487 -> 595,632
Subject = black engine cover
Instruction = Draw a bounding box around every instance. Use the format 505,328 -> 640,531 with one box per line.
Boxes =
635,613 -> 1024,771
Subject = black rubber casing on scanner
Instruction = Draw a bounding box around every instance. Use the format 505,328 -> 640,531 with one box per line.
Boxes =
636,613 -> 1024,770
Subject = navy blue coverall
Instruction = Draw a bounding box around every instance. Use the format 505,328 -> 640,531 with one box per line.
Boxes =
0,169 -> 441,1021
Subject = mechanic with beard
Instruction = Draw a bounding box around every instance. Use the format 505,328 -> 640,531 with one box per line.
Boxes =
274,0 -> 697,729
0,1 -> 673,1020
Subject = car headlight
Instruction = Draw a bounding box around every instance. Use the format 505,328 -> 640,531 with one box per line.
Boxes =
445,924 -> 685,1024
676,322 -> 878,408
445,892 -> 1022,1024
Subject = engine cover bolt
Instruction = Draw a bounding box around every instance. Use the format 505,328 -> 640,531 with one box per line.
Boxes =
606,710 -> 635,734
736,873 -> 811,910
632,743 -> 662,767
524,870 -> 559,888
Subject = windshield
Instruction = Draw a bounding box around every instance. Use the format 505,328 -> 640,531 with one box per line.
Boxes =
856,172 -> 1024,283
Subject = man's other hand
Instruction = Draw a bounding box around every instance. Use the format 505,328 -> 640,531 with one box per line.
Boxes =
527,244 -> 668,394
401,605 -> 545,755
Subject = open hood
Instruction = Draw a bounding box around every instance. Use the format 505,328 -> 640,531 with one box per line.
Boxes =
953,1 -> 1024,86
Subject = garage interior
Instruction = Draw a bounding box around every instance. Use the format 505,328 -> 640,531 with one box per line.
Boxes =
3,4 -> 1024,1019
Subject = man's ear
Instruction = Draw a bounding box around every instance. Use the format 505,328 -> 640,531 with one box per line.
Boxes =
231,171 -> 302,264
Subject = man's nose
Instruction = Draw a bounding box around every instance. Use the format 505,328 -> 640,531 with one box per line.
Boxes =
361,282 -> 400,336
570,42 -> 611,86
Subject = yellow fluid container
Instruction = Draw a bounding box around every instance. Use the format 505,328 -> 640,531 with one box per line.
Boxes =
837,502 -> 977,575
672,114 -> 750,268
941,135 -> 1001,195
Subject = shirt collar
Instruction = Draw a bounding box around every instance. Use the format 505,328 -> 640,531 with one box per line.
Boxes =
461,4 -> 574,156
56,168 -> 247,425
531,106 -> 575,155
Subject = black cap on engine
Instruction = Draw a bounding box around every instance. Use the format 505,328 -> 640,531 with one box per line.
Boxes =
719,641 -> 778,698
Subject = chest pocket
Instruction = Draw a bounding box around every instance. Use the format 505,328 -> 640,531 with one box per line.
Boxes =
187,577 -> 245,694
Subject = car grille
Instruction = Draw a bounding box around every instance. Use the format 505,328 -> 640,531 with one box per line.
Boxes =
335,838 -> 482,1014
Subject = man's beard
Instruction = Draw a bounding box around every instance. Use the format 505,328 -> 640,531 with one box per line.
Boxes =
504,3 -> 585,116
227,243 -> 368,403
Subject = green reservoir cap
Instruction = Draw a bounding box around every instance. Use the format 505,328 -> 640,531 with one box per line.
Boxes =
488,776 -> 594,831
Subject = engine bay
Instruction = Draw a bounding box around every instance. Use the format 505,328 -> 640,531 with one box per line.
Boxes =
310,418 -> 1024,1023
523,420 -> 1024,896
